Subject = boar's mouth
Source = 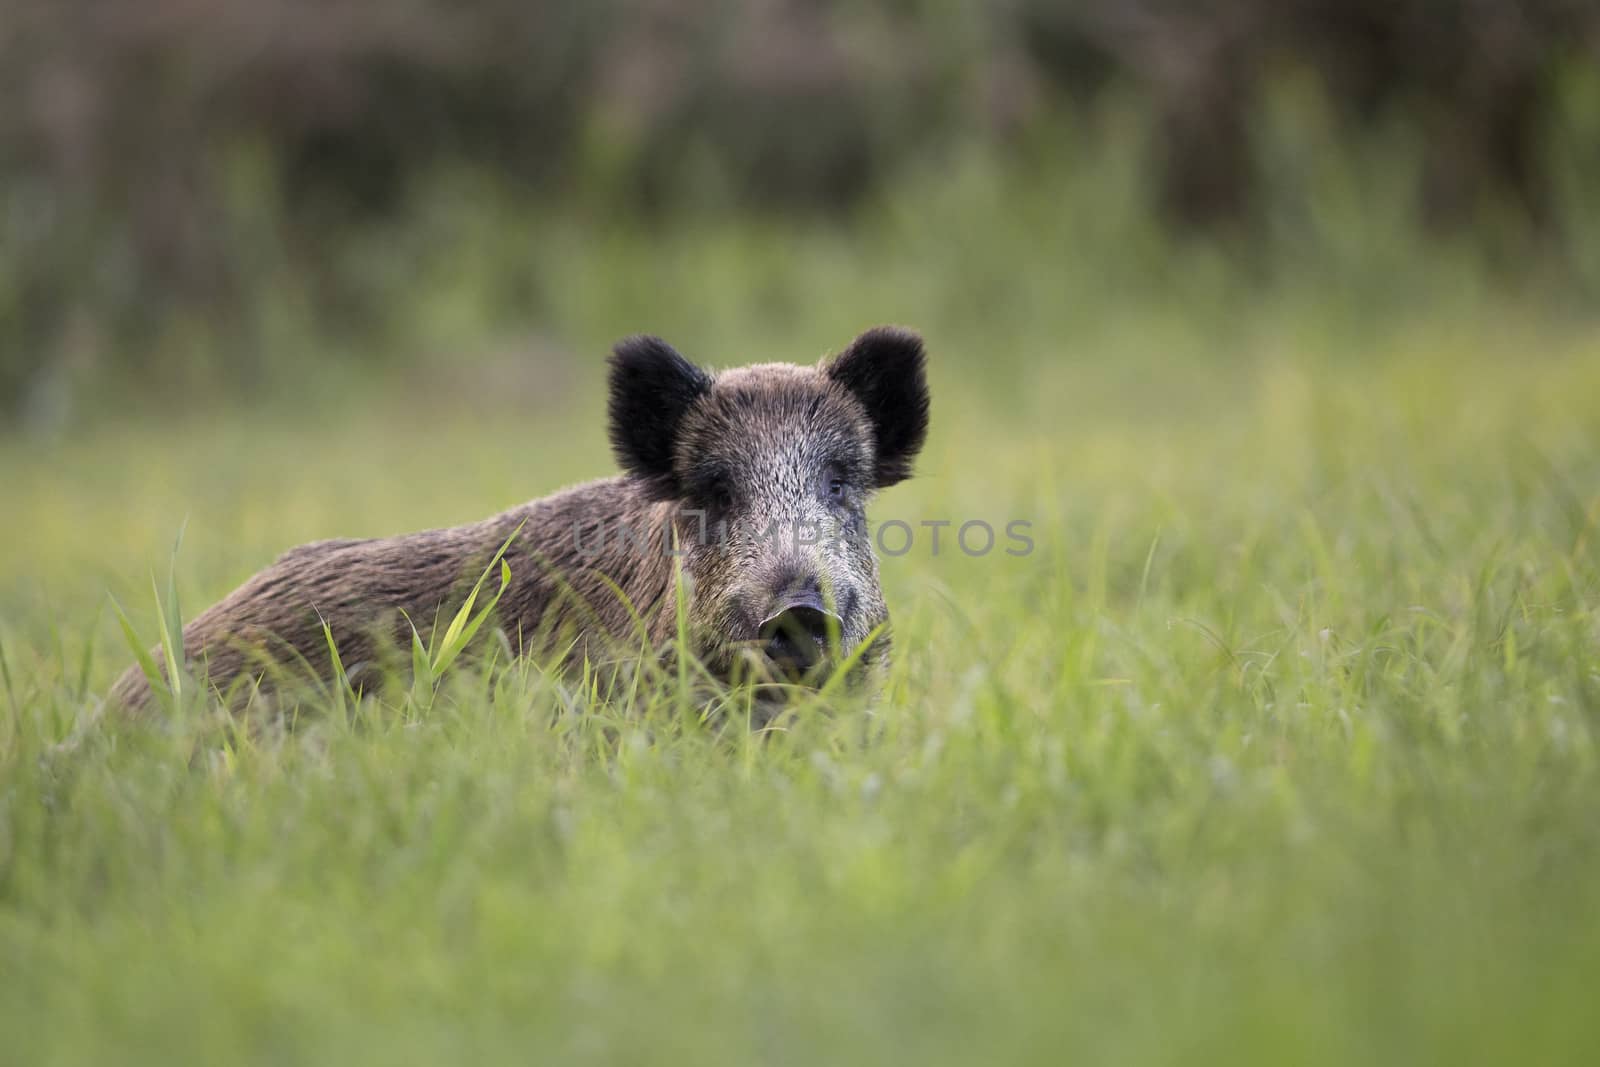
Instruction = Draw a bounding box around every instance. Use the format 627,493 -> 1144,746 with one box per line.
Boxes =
757,604 -> 837,674
721,640 -> 837,691
705,588 -> 868,694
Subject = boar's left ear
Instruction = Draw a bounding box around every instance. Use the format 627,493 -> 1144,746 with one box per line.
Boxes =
828,326 -> 930,487
609,335 -> 714,498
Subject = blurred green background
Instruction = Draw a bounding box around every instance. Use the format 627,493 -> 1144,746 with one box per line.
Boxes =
4,0 -> 1599,425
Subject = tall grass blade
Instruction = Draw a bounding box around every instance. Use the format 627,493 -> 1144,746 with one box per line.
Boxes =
74,609 -> 100,703
433,559 -> 513,679
321,616 -> 357,719
408,618 -> 434,708
109,594 -> 173,706
815,620 -> 891,703
0,627 -> 17,715
151,575 -> 184,705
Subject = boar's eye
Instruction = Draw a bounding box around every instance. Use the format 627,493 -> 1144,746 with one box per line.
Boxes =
708,476 -> 736,512
823,468 -> 849,506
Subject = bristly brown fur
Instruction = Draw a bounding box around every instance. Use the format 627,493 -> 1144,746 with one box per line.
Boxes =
108,478 -> 680,712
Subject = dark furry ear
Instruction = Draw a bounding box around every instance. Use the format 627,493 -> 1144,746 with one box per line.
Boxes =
827,326 -> 930,487
608,336 -> 713,498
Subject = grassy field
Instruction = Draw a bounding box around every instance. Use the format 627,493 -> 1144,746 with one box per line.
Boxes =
4,178 -> 1600,1062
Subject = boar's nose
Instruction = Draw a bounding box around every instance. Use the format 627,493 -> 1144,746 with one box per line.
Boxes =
758,591 -> 841,675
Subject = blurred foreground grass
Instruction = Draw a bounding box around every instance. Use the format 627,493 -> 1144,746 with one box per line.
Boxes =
3,192 -> 1600,1062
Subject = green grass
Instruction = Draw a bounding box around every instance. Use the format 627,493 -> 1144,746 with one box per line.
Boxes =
4,180 -> 1600,1062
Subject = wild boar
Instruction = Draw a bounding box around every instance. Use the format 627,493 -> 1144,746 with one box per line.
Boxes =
109,326 -> 930,713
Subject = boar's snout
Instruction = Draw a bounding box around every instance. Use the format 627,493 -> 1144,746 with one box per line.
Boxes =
758,588 -> 842,676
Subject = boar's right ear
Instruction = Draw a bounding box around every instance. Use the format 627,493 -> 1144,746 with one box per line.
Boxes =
608,335 -> 713,498
828,326 -> 930,487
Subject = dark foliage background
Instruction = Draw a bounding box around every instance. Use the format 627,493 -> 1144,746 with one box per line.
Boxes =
3,0 -> 1598,420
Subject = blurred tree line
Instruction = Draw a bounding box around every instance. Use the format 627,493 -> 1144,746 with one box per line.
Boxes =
3,0 -> 1598,419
